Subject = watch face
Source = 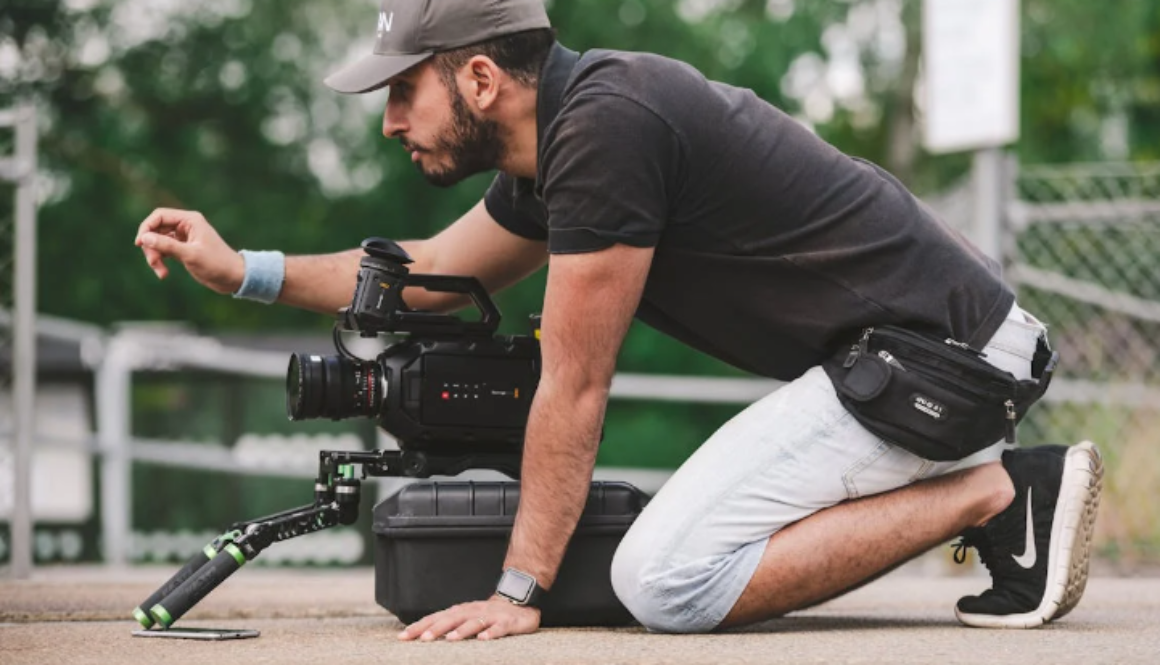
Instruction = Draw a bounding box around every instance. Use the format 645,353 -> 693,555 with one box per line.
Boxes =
497,569 -> 535,603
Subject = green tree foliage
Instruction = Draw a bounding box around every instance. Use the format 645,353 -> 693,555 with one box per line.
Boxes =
5,0 -> 1158,329
1019,0 -> 1160,163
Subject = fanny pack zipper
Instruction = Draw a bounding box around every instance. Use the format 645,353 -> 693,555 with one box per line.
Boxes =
844,326 -> 983,368
869,326 -> 987,359
843,326 -> 1020,443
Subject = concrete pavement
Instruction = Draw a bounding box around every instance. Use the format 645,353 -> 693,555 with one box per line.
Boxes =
2,566 -> 1157,664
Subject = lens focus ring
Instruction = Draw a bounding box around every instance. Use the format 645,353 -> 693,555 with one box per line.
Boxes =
286,353 -> 382,421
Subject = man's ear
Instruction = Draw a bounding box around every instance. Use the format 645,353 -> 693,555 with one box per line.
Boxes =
464,55 -> 501,111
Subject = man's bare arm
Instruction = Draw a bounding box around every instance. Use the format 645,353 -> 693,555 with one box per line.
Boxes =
136,202 -> 543,314
278,200 -> 547,315
503,243 -> 655,587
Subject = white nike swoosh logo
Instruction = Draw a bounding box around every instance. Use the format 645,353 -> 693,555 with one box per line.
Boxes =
1012,488 -> 1037,569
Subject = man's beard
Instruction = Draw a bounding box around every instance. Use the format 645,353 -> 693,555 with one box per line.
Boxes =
414,91 -> 504,188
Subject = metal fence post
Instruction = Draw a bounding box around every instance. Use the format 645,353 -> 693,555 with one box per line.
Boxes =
971,146 -> 1006,262
4,103 -> 39,579
1000,152 -> 1020,268
96,333 -> 133,567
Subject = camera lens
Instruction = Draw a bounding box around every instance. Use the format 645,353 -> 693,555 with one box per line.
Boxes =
286,353 -> 384,421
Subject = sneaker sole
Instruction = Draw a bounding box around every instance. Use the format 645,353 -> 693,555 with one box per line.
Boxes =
1053,441 -> 1103,620
955,440 -> 1104,629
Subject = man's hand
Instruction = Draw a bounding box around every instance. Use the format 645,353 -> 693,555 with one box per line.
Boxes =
134,208 -> 245,294
397,597 -> 541,642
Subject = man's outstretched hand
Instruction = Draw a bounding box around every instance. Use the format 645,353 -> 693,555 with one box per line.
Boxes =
397,596 -> 541,642
135,208 -> 245,294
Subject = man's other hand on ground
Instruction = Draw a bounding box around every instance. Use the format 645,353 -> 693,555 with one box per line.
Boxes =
397,596 -> 541,641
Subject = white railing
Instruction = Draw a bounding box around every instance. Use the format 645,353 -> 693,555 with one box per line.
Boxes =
1,104 -> 38,579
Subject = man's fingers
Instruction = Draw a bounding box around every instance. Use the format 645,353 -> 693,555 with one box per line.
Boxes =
398,603 -> 492,642
398,613 -> 441,641
445,616 -> 490,641
141,243 -> 161,264
478,615 -> 517,641
481,606 -> 539,640
136,209 -> 176,243
145,252 -> 169,278
138,244 -> 168,279
136,208 -> 199,245
398,601 -> 536,642
139,231 -> 188,260
416,614 -> 469,642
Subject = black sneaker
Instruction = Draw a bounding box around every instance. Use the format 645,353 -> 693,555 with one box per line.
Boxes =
953,441 -> 1103,628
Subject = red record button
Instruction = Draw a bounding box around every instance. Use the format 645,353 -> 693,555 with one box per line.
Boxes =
441,391 -> 450,400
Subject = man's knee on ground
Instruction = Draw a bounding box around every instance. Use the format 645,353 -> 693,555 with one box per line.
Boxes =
610,536 -> 725,634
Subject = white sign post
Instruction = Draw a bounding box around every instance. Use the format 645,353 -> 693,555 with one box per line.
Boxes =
923,0 -> 1021,262
923,0 -> 1020,153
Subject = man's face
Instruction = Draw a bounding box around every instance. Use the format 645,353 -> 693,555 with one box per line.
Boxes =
382,61 -> 504,187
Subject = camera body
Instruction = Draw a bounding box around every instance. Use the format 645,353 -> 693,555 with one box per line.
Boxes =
286,238 -> 541,454
370,331 -> 540,451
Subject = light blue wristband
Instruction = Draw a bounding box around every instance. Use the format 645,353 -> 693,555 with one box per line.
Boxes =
232,250 -> 285,304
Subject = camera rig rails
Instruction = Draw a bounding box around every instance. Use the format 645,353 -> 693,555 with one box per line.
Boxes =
132,448 -> 524,629
132,238 -> 541,630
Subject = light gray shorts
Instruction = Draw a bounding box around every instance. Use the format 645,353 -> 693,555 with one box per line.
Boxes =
610,302 -> 1048,632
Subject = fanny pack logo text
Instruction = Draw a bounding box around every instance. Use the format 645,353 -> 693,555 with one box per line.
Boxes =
912,394 -> 945,420
378,11 -> 395,35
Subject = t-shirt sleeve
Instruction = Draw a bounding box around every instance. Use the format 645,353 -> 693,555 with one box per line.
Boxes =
484,172 -> 549,242
540,94 -> 682,254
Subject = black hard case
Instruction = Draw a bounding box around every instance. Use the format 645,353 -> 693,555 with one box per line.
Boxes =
373,480 -> 646,626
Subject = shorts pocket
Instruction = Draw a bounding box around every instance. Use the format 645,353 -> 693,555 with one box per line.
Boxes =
841,439 -> 932,500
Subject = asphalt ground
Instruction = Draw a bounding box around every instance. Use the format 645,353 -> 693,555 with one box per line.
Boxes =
2,566 -> 1158,664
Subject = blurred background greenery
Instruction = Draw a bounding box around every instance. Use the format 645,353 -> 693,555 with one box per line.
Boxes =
5,0 -> 1159,330
2,0 -> 1159,567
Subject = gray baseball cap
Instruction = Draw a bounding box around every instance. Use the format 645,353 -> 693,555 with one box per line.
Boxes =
324,0 -> 552,94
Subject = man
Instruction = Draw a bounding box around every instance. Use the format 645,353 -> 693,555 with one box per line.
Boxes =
135,0 -> 1104,640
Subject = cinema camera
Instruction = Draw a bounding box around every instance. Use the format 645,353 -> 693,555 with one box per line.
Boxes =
287,237 -> 541,466
131,238 -> 542,631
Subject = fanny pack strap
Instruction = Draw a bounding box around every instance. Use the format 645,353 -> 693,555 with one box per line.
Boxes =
1031,335 -> 1055,380
1019,336 -> 1059,407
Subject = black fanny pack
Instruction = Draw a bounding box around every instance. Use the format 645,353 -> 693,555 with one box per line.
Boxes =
821,325 -> 1058,462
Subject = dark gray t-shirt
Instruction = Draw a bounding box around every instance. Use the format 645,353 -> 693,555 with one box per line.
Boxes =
485,44 -> 1014,381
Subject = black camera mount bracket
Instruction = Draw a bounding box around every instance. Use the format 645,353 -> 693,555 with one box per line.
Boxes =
132,447 -> 522,631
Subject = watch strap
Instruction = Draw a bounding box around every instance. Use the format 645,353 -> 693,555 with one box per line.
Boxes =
525,580 -> 548,608
496,567 -> 548,608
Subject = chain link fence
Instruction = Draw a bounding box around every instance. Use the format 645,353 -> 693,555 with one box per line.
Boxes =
1008,162 -> 1160,563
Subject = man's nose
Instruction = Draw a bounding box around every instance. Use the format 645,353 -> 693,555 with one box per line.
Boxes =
382,97 -> 406,138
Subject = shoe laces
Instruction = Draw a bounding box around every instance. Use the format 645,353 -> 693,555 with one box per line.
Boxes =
952,527 -> 993,567
955,524 -> 1031,599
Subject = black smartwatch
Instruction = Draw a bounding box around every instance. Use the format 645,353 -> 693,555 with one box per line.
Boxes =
495,568 -> 548,608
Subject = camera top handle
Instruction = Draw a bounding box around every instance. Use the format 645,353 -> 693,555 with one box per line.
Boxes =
342,237 -> 501,338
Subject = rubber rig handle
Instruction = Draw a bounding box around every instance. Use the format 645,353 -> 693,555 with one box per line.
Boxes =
131,544 -> 218,628
149,543 -> 247,629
